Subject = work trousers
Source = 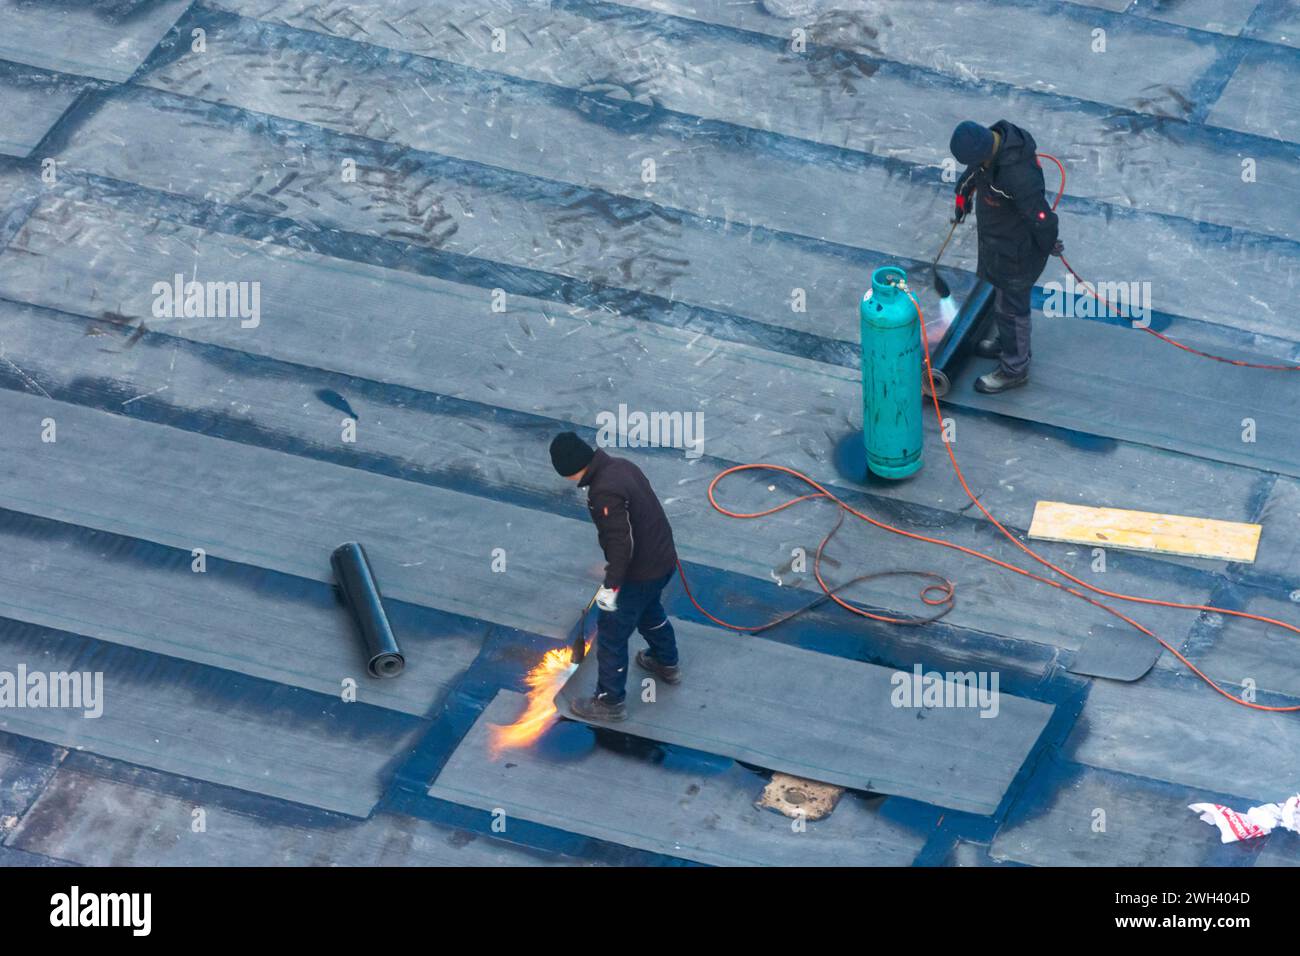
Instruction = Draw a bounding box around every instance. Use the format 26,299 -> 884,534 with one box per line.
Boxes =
992,283 -> 1034,377
595,570 -> 678,702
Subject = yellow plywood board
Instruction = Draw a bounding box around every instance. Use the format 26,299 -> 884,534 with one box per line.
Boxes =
1027,501 -> 1261,563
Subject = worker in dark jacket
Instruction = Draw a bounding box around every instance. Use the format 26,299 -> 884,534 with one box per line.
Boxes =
950,120 -> 1063,394
550,432 -> 680,722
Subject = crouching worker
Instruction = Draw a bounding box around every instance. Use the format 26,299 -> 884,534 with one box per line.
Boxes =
950,119 -> 1063,394
550,432 -> 681,722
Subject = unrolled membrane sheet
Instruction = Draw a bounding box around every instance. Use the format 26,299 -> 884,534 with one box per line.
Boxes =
10,760 -> 567,867
0,352 -> 1221,659
605,0 -> 1222,112
1207,46 -> 1300,144
947,316 -> 1300,478
989,763 -> 1243,867
1068,669 -> 1300,802
204,0 -> 1300,242
428,691 -> 936,866
557,621 -> 1055,815
1258,832 -> 1300,868
0,66 -> 92,158
129,13 -> 1296,340
0,617 -> 425,817
0,0 -> 191,83
0,508 -> 477,716
1154,586 -> 1300,702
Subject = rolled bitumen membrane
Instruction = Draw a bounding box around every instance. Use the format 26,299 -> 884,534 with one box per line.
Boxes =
331,542 -> 406,679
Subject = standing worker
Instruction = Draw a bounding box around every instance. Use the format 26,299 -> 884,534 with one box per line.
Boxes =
550,432 -> 681,722
950,120 -> 1064,394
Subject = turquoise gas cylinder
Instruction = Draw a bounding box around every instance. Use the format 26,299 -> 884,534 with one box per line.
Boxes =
861,266 -> 923,479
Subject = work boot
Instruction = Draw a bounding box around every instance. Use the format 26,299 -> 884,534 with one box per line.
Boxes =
568,692 -> 627,723
636,650 -> 681,685
974,336 -> 1000,358
974,368 -> 1029,394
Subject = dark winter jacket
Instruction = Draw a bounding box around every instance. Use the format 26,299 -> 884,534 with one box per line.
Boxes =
956,120 -> 1059,289
579,449 -> 678,589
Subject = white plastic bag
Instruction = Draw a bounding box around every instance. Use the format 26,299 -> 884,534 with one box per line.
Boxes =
1188,795 -> 1300,844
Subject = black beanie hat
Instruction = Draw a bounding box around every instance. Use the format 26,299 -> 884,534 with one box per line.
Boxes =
950,121 -> 994,166
550,432 -> 595,477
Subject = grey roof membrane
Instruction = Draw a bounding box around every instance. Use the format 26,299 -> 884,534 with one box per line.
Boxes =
0,0 -> 1298,867
557,620 -> 1054,815
430,690 -> 938,866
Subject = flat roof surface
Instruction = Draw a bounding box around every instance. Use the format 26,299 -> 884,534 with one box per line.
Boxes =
1,0 -> 1298,867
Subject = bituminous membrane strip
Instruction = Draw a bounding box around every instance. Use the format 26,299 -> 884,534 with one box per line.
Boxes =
0,193 -> 867,449
1124,0 -> 1259,35
0,732 -> 62,823
0,318 -> 1221,655
1258,832 -> 1300,867
1253,476 -> 1300,582
1245,5 -> 1300,49
0,379 -> 592,643
8,759 -> 569,867
0,501 -> 480,718
0,618 -> 425,817
0,68 -> 90,159
1208,46 -> 1300,143
132,15 -> 984,310
0,0 -> 191,83
1067,668 -> 1300,804
598,0 -> 1224,114
54,87 -> 966,355
0,211 -> 1266,660
0,190 -> 1270,543
1153,585 -> 1300,701
0,0 -> 1284,868
0,206 -> 1246,694
0,298 -> 1254,572
947,316 -> 1300,480
0,200 -> 1237,658
206,0 -> 1300,240
126,15 -> 1300,341
428,690 -> 938,865
988,761 -> 1261,866
557,621 -> 1056,815
0,846 -> 66,867
54,80 -> 1300,368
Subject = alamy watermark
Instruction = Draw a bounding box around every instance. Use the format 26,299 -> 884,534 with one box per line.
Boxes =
595,403 -> 704,459
890,664 -> 1000,718
1042,273 -> 1151,327
0,666 -> 103,718
152,273 -> 261,328
50,886 -> 150,936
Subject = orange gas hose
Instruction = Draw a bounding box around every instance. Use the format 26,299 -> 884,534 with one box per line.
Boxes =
1038,152 -> 1300,371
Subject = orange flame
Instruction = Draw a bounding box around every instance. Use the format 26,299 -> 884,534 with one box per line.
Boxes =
488,643 -> 586,754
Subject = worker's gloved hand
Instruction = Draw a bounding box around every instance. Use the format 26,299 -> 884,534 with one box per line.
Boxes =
954,167 -> 976,223
595,586 -> 619,612
1051,239 -> 1064,257
953,193 -> 971,224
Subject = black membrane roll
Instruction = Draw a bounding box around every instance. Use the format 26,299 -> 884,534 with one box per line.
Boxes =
331,542 -> 405,679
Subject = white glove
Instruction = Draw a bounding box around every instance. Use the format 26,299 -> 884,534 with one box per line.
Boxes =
595,586 -> 619,612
